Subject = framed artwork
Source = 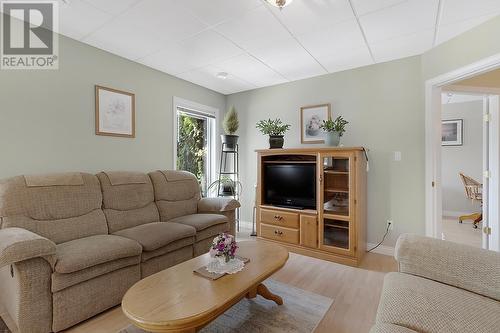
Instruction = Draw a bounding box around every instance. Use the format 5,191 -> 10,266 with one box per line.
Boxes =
95,85 -> 135,138
301,103 -> 331,144
442,119 -> 463,146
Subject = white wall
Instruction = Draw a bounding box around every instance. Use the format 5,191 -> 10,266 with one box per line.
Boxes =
441,100 -> 483,216
227,56 -> 424,247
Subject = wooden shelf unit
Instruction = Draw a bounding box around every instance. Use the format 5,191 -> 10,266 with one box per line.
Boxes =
256,147 -> 367,266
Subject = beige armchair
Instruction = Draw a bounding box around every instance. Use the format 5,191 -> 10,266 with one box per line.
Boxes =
371,234 -> 500,333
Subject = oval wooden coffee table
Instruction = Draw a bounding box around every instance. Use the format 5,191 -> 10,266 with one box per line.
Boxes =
122,241 -> 289,333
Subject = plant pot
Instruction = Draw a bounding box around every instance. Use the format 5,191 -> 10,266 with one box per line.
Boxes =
269,135 -> 284,149
325,131 -> 341,146
221,134 -> 239,150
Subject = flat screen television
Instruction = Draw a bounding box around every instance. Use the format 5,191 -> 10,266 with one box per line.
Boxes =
264,163 -> 316,209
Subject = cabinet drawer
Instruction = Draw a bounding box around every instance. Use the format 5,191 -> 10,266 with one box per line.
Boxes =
260,208 -> 299,228
260,224 -> 299,245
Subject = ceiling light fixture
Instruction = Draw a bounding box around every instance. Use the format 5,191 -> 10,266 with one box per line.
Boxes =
265,0 -> 293,9
216,72 -> 228,80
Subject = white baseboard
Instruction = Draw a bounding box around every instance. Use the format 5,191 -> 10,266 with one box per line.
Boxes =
366,243 -> 395,256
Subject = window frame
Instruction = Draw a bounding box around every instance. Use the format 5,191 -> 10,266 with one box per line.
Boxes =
172,97 -> 219,194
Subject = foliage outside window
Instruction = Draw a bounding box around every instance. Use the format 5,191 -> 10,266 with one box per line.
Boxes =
177,114 -> 207,195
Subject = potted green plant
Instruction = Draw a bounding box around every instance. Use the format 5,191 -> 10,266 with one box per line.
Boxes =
207,176 -> 242,196
221,106 -> 239,150
320,116 -> 349,146
256,118 -> 291,149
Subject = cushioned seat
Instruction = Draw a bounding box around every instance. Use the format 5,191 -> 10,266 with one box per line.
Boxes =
169,213 -> 229,241
169,213 -> 227,231
113,222 -> 196,252
55,235 -> 142,274
376,272 -> 500,333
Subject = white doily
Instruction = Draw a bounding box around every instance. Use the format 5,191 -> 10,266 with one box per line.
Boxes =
206,257 -> 245,274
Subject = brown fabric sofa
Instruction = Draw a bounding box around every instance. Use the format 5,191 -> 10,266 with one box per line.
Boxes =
370,234 -> 500,333
0,170 -> 239,333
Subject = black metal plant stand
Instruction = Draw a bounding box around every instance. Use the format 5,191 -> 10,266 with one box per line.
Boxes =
217,143 -> 240,232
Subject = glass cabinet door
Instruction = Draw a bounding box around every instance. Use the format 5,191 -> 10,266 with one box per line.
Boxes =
319,154 -> 356,256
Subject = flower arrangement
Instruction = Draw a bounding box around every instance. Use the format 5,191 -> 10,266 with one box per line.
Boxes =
209,233 -> 238,263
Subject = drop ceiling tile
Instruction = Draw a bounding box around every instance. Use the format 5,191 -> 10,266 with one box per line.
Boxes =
250,38 -> 327,81
83,0 -> 141,16
117,0 -> 208,43
139,44 -> 195,75
213,53 -> 287,87
214,5 -> 290,50
360,0 -> 438,43
140,30 -> 245,74
351,0 -> 408,16
83,17 -> 164,60
437,13 -> 499,45
177,65 -> 257,94
60,0 -> 113,40
181,0 -> 263,26
178,30 -> 244,67
266,0 -> 355,35
296,19 -> 366,58
440,0 -> 500,25
317,46 -> 374,73
371,29 -> 433,63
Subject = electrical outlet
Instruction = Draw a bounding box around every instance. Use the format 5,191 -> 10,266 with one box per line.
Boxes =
387,220 -> 394,231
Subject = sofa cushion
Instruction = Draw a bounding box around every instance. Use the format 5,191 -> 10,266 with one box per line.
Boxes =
149,170 -> 200,221
0,173 -> 108,244
52,256 -> 140,292
195,222 -> 229,242
113,222 -> 195,252
169,214 -> 228,232
376,272 -> 500,333
55,235 -> 142,274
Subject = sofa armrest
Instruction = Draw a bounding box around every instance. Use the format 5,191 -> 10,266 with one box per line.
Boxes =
0,227 -> 56,268
198,197 -> 240,213
395,234 -> 500,301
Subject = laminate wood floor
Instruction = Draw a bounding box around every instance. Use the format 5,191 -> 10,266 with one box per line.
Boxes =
64,239 -> 396,333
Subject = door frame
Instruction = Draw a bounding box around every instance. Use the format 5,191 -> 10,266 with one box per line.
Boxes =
425,53 -> 500,250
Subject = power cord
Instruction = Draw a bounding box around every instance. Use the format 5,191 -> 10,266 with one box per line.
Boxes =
367,221 -> 391,252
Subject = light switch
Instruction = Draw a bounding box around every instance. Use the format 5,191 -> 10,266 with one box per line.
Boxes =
394,151 -> 401,161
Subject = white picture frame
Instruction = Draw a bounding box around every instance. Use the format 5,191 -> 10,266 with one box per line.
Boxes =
441,119 -> 463,146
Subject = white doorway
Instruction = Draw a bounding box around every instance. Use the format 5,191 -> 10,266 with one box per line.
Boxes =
440,92 -> 485,248
425,56 -> 500,251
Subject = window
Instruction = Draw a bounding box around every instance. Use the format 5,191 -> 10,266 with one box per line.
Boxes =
173,98 -> 217,197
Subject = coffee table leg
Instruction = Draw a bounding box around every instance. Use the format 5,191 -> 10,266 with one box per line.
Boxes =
246,283 -> 283,305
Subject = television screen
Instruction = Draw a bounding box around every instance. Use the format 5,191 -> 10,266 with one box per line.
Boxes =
264,163 -> 316,209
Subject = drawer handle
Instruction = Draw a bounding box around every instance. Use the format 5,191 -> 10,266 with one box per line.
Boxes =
273,215 -> 284,221
274,230 -> 283,236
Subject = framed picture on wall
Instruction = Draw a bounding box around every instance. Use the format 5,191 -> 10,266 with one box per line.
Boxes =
300,103 -> 331,144
442,119 -> 463,146
95,85 -> 135,138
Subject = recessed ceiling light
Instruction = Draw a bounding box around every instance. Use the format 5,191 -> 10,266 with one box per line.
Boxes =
265,0 -> 293,9
216,72 -> 228,80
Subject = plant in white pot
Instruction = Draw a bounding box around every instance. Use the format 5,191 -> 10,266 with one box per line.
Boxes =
256,118 -> 291,149
221,106 -> 239,150
320,116 -> 349,146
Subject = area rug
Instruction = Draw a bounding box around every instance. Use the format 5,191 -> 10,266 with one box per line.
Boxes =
0,317 -> 9,333
119,279 -> 333,333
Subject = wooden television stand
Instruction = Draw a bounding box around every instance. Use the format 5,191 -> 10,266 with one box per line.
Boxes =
256,147 -> 367,266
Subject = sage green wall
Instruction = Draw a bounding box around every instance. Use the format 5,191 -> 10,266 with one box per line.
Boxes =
227,56 -> 425,246
0,34 -> 225,178
421,15 -> 500,80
